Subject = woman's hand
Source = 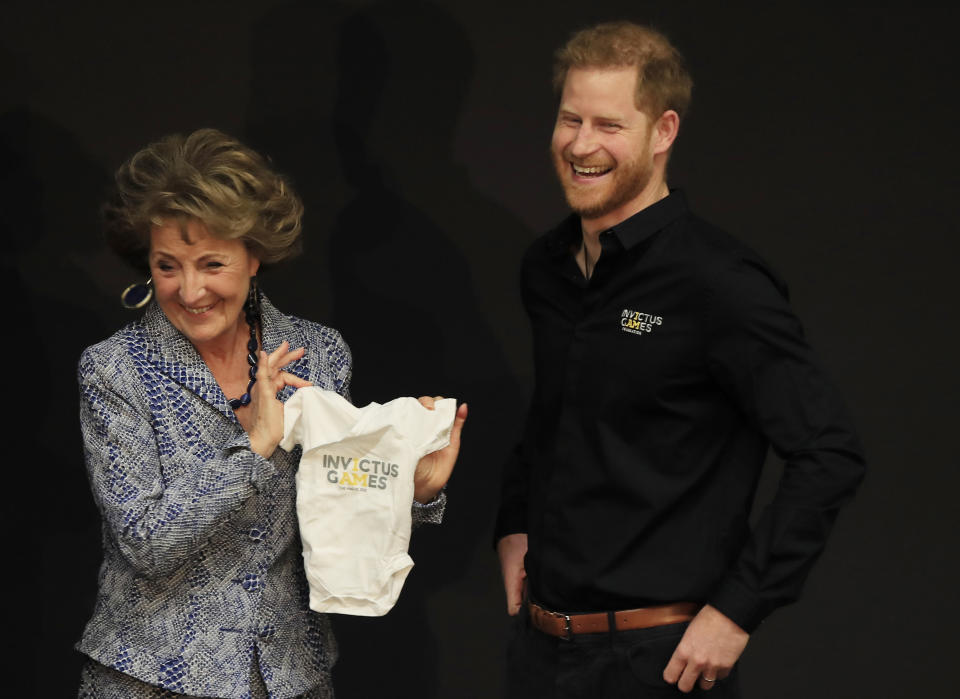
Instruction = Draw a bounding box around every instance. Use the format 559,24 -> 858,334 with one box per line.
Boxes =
413,397 -> 468,503
246,341 -> 312,459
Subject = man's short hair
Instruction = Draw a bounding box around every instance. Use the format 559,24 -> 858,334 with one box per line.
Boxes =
553,21 -> 693,121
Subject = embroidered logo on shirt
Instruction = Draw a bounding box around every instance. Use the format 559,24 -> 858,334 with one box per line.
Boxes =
620,309 -> 663,336
320,454 -> 400,491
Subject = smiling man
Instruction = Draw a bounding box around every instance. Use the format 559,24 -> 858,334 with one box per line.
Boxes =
494,21 -> 865,697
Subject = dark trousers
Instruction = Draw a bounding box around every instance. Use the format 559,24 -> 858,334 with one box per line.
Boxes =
505,606 -> 741,699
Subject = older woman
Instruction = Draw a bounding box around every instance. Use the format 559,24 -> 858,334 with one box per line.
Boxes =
76,129 -> 465,698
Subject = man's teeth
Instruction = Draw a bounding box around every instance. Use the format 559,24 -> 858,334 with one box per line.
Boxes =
186,303 -> 214,314
572,164 -> 611,176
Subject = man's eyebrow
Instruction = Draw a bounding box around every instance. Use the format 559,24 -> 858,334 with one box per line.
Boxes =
558,107 -> 627,122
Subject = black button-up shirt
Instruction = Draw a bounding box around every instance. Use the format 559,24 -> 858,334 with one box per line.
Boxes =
495,191 -> 865,632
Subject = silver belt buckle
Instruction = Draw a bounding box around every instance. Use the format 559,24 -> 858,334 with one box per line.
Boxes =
562,614 -> 573,641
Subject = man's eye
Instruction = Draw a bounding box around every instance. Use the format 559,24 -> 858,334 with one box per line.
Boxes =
207,261 -> 224,268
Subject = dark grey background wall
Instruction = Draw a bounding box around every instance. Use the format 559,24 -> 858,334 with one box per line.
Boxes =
3,2 -> 957,697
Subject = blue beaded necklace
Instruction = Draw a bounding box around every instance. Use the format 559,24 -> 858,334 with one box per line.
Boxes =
228,281 -> 261,411
122,276 -> 262,410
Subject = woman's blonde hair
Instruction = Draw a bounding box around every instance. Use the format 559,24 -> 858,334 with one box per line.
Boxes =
103,128 -> 303,271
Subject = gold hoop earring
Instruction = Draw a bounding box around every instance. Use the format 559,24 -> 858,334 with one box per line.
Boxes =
120,278 -> 153,309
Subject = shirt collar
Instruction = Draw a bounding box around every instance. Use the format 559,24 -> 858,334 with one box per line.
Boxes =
545,189 -> 689,257
607,189 -> 688,250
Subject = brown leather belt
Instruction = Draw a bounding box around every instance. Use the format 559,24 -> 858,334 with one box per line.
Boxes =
528,601 -> 700,639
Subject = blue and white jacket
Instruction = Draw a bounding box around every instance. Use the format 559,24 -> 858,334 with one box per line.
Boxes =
76,297 -> 435,698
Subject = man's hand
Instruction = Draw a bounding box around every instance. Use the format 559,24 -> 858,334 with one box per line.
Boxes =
496,533 -> 528,615
663,604 -> 749,692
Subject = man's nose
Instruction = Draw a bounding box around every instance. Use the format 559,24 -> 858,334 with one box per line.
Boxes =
568,126 -> 599,159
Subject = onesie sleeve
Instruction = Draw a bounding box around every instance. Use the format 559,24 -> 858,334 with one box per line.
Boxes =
406,398 -> 455,526
417,398 -> 457,456
279,389 -> 304,452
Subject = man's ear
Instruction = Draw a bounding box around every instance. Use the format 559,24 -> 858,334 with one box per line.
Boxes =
653,110 -> 680,155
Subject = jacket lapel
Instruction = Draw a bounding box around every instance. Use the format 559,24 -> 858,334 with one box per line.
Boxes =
140,301 -> 237,422
259,296 -> 312,399
138,294 -> 309,422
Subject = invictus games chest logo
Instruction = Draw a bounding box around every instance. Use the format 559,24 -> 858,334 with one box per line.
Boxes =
320,454 -> 400,491
621,309 -> 663,336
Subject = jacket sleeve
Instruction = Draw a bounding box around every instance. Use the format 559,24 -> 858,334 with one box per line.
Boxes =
703,256 -> 866,632
78,347 -> 279,580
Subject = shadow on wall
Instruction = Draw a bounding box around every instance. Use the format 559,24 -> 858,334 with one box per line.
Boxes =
0,108 -> 115,696
246,1 -> 535,697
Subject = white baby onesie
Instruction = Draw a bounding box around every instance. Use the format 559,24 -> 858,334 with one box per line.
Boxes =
280,388 -> 456,616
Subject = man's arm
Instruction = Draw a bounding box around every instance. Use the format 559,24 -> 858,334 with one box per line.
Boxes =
497,532 -> 528,616
494,440 -> 532,615
666,255 -> 865,692
494,250 -> 539,615
703,255 -> 866,628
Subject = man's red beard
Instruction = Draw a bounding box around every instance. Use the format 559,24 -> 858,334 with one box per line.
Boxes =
552,147 -> 654,220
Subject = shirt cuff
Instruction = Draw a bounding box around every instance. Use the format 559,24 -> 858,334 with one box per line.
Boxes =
492,506 -> 526,549
707,576 -> 766,634
412,488 -> 446,526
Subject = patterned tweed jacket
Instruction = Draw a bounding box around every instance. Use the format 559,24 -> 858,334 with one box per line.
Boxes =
76,297 -> 440,698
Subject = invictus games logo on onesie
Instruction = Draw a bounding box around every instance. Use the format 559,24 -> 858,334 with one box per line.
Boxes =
320,455 -> 400,491
621,309 -> 663,336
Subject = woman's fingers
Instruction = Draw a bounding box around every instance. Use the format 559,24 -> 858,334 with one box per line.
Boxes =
280,371 -> 312,389
278,348 -> 305,370
257,343 -> 307,385
256,350 -> 272,382
417,395 -> 439,410
449,402 -> 467,447
266,341 -> 305,371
